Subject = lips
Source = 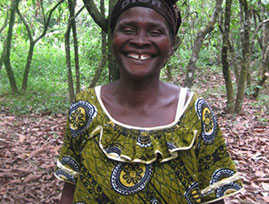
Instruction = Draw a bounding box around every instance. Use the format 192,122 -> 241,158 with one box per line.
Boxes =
127,53 -> 151,61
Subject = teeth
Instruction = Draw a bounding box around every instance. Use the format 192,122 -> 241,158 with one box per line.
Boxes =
128,53 -> 140,59
127,53 -> 151,60
140,54 -> 150,60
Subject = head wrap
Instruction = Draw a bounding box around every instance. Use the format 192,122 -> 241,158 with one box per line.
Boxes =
110,0 -> 181,36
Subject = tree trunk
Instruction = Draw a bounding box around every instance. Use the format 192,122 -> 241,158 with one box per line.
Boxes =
253,6 -> 269,99
229,38 -> 240,85
89,0 -> 107,88
82,0 -> 108,33
235,0 -> 251,113
185,0 -> 223,88
17,0 -> 65,91
22,42 -> 35,90
222,0 -> 234,113
65,21 -> 75,103
3,0 -> 19,94
0,12 -> 8,35
0,42 -> 6,71
68,0 -> 80,94
82,0 -> 119,82
107,0 -> 119,81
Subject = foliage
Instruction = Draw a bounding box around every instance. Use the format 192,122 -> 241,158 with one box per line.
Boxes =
0,0 -> 268,115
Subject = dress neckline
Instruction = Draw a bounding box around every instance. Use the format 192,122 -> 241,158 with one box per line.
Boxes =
95,85 -> 194,130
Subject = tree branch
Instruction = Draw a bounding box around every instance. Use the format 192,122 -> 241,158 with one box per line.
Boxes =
34,0 -> 65,43
82,0 -> 108,33
0,12 -> 9,35
185,0 -> 223,87
16,6 -> 33,42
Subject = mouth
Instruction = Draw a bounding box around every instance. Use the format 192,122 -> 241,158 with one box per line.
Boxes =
127,53 -> 152,61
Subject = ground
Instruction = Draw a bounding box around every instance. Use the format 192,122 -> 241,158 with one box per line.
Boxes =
0,84 -> 268,203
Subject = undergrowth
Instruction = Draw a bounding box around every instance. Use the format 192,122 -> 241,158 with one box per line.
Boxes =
1,39 -> 268,118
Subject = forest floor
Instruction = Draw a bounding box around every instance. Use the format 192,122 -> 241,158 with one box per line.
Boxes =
0,74 -> 268,203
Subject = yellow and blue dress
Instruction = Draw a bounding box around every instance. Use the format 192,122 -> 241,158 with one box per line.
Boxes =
55,86 -> 243,204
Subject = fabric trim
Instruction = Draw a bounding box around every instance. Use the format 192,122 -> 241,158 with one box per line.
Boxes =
201,187 -> 244,204
97,126 -> 198,164
54,172 -> 77,185
95,86 -> 194,130
56,160 -> 80,177
201,172 -> 241,194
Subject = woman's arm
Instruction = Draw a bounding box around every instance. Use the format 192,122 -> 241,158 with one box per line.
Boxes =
60,182 -> 76,204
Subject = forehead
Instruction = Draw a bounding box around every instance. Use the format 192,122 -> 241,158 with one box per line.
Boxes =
116,7 -> 169,28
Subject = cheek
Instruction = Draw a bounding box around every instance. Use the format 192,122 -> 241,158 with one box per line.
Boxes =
112,35 -> 123,54
159,39 -> 172,56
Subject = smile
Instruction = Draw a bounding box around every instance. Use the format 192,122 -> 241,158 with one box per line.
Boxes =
127,53 -> 151,61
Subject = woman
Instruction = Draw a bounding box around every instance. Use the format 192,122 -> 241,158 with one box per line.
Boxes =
55,0 -> 243,203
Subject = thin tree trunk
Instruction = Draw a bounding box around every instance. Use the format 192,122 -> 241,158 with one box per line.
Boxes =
17,0 -> 65,90
89,0 -> 107,88
108,0 -> 119,81
222,0 -> 234,113
253,5 -> 269,99
22,42 -> 34,90
68,0 -> 80,94
0,12 -> 8,35
235,0 -> 251,113
185,0 -> 223,88
0,42 -> 6,71
89,54 -> 107,88
65,22 -> 75,103
4,0 -> 19,94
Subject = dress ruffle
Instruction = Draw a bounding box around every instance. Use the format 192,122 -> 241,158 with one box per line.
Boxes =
92,123 -> 199,164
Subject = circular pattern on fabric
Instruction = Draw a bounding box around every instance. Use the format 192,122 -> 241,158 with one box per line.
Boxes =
105,146 -> 122,158
151,198 -> 160,204
69,101 -> 97,137
216,183 -> 241,198
167,142 -> 177,151
55,169 -> 76,183
111,162 -> 154,195
195,98 -> 217,144
137,132 -> 152,147
60,156 -> 80,172
210,168 -> 235,185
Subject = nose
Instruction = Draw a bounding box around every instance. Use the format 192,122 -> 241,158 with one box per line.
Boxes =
129,31 -> 150,48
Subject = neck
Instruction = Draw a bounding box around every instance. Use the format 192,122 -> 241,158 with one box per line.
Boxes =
116,76 -> 163,108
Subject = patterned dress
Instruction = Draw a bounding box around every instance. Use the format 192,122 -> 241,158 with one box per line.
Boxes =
55,86 -> 243,204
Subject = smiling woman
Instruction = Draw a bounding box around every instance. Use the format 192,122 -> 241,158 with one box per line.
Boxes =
54,0 -> 243,204
112,7 -> 172,81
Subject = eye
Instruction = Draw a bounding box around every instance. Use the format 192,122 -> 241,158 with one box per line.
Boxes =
148,29 -> 164,37
118,26 -> 136,35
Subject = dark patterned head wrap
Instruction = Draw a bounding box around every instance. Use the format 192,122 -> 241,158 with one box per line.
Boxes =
110,0 -> 181,36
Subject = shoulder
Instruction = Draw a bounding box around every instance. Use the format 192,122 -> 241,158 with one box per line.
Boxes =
68,87 -> 99,138
74,87 -> 97,102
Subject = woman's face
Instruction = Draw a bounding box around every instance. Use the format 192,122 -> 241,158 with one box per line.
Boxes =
112,7 -> 173,80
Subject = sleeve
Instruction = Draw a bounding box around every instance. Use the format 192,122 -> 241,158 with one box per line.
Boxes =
194,98 -> 243,203
54,117 -> 81,184
54,92 -> 98,185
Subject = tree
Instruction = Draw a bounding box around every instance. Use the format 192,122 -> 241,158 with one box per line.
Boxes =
17,0 -> 65,91
83,0 -> 119,81
252,1 -> 269,99
89,0 -> 107,88
221,0 -> 234,113
234,0 -> 251,113
3,0 -> 20,94
185,0 -> 223,88
65,1 -> 85,102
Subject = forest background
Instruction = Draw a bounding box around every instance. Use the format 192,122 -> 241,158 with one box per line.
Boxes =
0,0 -> 268,203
